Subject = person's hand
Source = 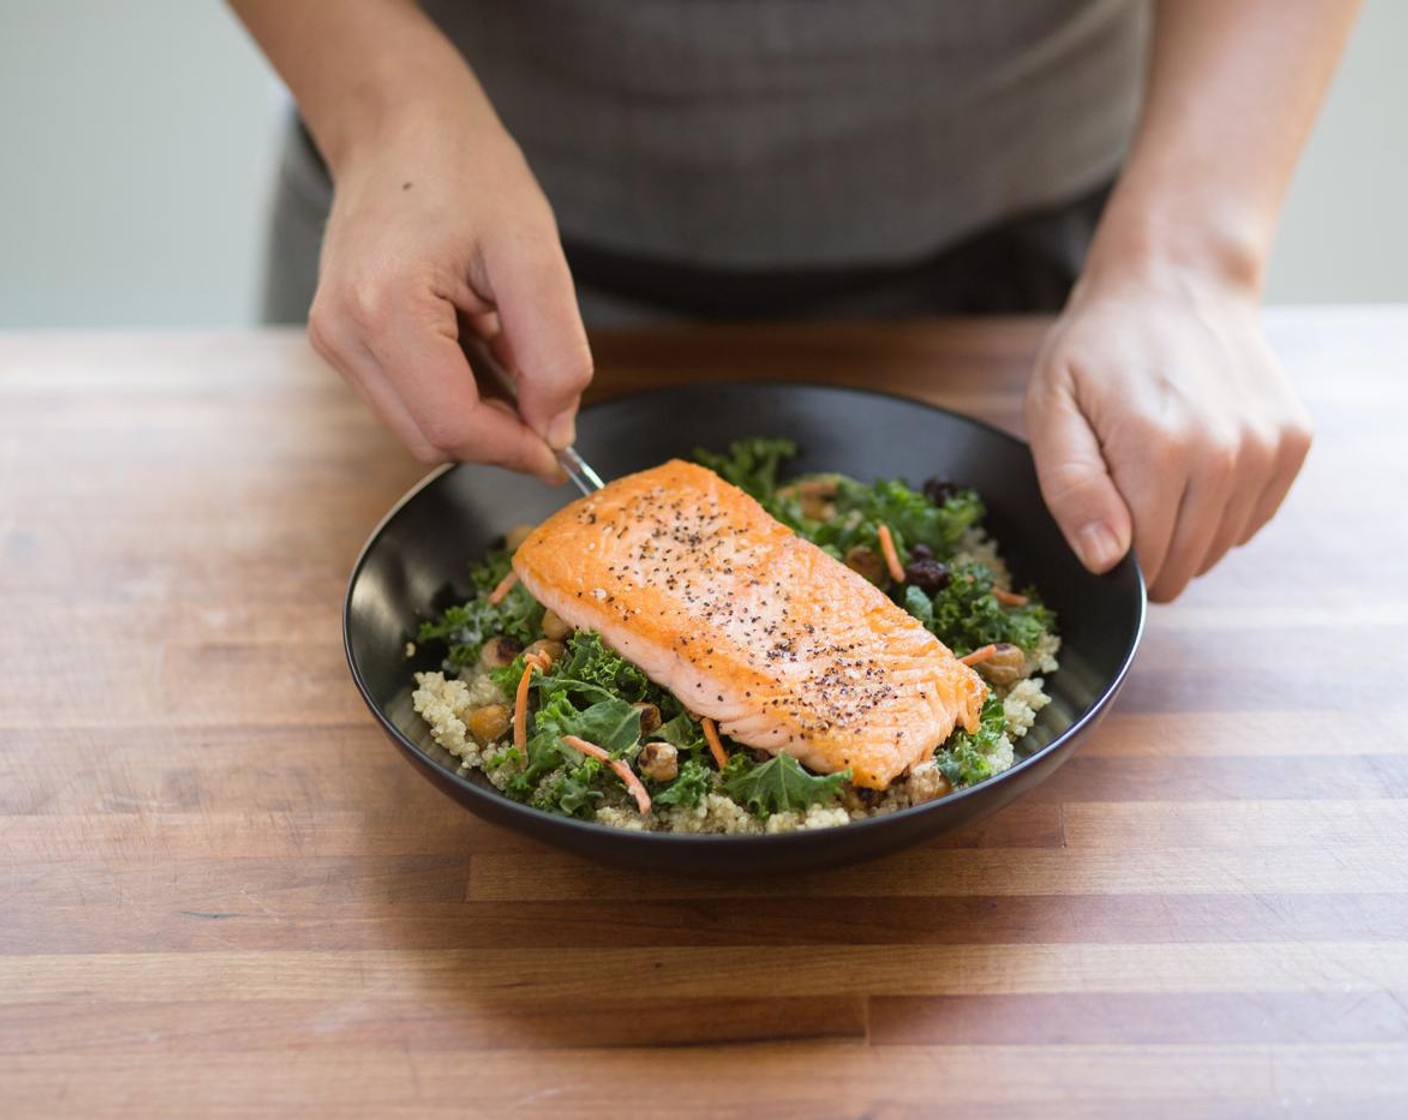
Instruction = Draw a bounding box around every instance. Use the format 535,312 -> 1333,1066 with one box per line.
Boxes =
1024,272 -> 1313,602
308,104 -> 590,481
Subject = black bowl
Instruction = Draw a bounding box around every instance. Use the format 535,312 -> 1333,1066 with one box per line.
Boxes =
345,383 -> 1145,875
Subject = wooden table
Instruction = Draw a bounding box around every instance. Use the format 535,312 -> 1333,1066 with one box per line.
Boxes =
3,310 -> 1406,1118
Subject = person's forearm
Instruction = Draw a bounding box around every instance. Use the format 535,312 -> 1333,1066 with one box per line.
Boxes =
227,0 -> 502,177
228,1 -> 590,478
1087,0 -> 1361,296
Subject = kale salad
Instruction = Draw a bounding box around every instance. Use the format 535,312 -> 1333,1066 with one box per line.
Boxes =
410,440 -> 1059,834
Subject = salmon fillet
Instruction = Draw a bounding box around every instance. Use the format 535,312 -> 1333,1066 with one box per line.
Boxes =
512,460 -> 987,790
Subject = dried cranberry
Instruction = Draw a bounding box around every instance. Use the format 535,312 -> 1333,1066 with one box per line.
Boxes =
904,558 -> 951,593
922,477 -> 961,506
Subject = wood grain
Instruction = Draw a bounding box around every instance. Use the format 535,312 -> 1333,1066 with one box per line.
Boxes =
2,309 -> 1407,1118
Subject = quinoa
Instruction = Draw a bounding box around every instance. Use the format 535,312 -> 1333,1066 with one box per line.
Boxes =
952,528 -> 1011,585
411,669 -> 510,771
654,793 -> 762,835
411,672 -> 476,760
1028,631 -> 1061,675
1002,676 -> 1053,738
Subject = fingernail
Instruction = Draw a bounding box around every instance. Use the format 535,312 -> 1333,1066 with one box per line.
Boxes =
1078,522 -> 1123,572
547,411 -> 576,451
538,456 -> 568,487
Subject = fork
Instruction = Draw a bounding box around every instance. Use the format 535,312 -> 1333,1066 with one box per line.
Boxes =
463,334 -> 605,495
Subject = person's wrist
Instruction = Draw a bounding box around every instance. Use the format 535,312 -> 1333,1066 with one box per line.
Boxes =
312,49 -> 507,184
322,88 -> 481,183
1077,192 -> 1269,309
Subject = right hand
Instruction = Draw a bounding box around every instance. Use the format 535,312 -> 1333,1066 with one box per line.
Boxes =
308,109 -> 591,481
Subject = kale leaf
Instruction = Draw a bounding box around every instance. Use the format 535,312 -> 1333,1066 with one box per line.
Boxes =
537,695 -> 643,755
652,758 -> 714,810
934,693 -> 1008,788
488,653 -> 529,701
722,751 -> 850,817
533,761 -> 606,819
919,562 -> 1053,655
694,440 -> 984,567
833,477 -> 984,560
485,630 -> 710,820
497,641 -> 652,818
468,546 -> 513,594
417,546 -> 544,670
552,631 -> 655,704
903,584 -> 936,629
650,711 -> 707,756
694,437 -> 799,503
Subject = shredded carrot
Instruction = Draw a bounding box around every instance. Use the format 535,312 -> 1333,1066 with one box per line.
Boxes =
563,734 -> 610,763
701,717 -> 729,770
876,523 -> 906,584
960,644 -> 998,667
512,660 -> 535,761
992,587 -> 1029,608
512,651 -> 551,765
487,569 -> 519,605
563,734 -> 652,815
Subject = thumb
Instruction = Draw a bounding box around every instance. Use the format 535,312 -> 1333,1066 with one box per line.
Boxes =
1025,379 -> 1133,574
481,235 -> 594,450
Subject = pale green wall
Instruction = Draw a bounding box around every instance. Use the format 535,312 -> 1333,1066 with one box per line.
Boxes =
0,1 -> 279,328
0,1 -> 1402,328
1264,0 -> 1408,304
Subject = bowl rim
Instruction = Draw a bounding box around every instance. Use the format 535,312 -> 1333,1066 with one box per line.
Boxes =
343,380 -> 1147,847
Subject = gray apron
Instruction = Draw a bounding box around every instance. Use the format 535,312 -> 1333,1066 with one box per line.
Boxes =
262,0 -> 1146,323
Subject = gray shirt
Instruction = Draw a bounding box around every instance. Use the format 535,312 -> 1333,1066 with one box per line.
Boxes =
424,0 -> 1147,268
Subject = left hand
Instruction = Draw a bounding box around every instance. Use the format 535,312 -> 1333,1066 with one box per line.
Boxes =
1024,272 -> 1313,602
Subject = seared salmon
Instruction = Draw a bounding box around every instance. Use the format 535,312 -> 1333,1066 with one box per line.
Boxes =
512,460 -> 987,790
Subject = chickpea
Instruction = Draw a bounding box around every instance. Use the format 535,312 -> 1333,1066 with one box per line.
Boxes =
905,762 -> 953,804
780,476 -> 840,522
523,638 -> 565,669
633,701 -> 662,736
541,608 -> 573,641
467,704 -> 511,746
844,545 -> 888,586
974,642 -> 1027,687
636,741 -> 679,782
504,523 -> 537,552
479,635 -> 523,669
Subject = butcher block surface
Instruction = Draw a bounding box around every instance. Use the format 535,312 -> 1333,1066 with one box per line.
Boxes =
2,310 -> 1406,1118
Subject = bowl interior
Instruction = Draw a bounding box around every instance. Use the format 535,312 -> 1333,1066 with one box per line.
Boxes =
345,383 -> 1144,872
